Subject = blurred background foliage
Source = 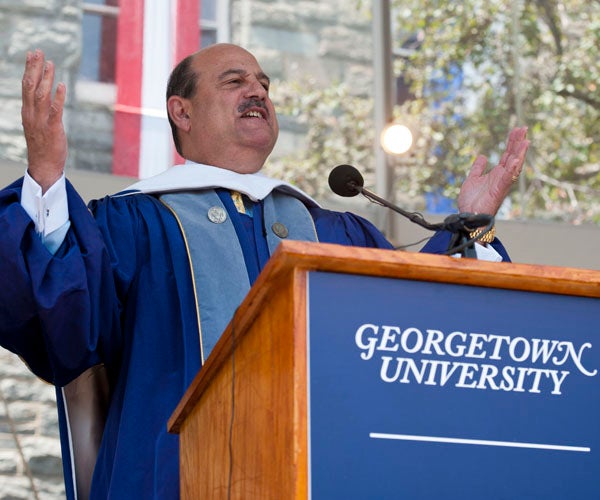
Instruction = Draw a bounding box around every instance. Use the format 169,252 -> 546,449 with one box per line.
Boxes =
267,0 -> 599,223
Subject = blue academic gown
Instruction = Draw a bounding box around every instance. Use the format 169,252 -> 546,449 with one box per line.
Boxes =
0,177 -> 508,499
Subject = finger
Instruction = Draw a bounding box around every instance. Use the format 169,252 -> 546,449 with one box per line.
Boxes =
467,155 -> 488,178
49,82 -> 66,125
510,126 -> 527,141
507,126 -> 528,155
34,60 -> 56,118
511,139 -> 530,175
504,128 -> 520,157
505,139 -> 530,184
503,159 -> 522,185
499,127 -> 527,168
21,50 -> 46,112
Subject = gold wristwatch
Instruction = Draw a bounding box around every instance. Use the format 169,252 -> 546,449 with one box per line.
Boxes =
469,226 -> 496,244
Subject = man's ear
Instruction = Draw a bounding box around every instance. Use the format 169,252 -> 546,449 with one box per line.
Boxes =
167,96 -> 191,132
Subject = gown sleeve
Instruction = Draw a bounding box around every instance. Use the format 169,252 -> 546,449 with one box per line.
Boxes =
0,179 -> 132,385
420,230 -> 511,262
309,205 -> 510,260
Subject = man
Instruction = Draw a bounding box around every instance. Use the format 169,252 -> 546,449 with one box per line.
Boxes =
0,44 -> 529,499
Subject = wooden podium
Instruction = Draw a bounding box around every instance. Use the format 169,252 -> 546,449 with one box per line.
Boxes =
168,241 -> 600,499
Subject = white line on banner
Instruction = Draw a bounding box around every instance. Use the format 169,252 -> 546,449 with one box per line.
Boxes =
369,433 -> 590,453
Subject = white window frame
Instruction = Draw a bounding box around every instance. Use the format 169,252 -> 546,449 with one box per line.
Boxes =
77,2 -> 120,104
200,0 -> 230,46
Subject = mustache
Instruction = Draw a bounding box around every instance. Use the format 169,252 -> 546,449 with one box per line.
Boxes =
237,99 -> 268,114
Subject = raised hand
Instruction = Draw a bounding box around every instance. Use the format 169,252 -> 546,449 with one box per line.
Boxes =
21,49 -> 67,194
457,126 -> 530,216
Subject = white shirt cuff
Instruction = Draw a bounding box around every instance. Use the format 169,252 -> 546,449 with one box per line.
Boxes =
452,243 -> 503,262
474,242 -> 503,262
21,171 -> 69,236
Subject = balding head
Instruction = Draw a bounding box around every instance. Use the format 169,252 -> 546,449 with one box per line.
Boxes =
166,44 -> 279,173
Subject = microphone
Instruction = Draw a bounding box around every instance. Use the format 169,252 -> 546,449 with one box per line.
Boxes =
328,163 -> 364,197
328,164 -> 495,255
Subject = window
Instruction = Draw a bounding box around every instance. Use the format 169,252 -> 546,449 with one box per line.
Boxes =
199,0 -> 229,48
79,1 -> 119,83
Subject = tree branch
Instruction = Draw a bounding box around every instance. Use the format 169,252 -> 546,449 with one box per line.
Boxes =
534,0 -> 564,56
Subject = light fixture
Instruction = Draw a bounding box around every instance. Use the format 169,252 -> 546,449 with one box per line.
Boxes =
380,122 -> 413,155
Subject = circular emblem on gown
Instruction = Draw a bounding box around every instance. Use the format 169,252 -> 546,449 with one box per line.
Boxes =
207,206 -> 227,224
272,222 -> 289,238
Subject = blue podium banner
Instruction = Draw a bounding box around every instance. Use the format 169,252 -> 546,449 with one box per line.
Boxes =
307,271 -> 600,499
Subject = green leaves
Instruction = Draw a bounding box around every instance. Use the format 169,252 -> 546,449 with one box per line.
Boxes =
268,1 -> 599,223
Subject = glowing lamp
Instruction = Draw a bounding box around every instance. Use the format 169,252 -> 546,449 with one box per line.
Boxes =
380,123 -> 413,155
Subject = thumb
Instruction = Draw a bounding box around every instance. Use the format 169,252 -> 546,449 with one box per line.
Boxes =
467,155 -> 488,179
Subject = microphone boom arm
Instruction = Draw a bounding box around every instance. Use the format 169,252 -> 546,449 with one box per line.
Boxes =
351,182 -> 444,231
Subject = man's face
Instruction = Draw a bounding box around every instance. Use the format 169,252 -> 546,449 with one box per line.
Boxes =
186,45 -> 279,172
